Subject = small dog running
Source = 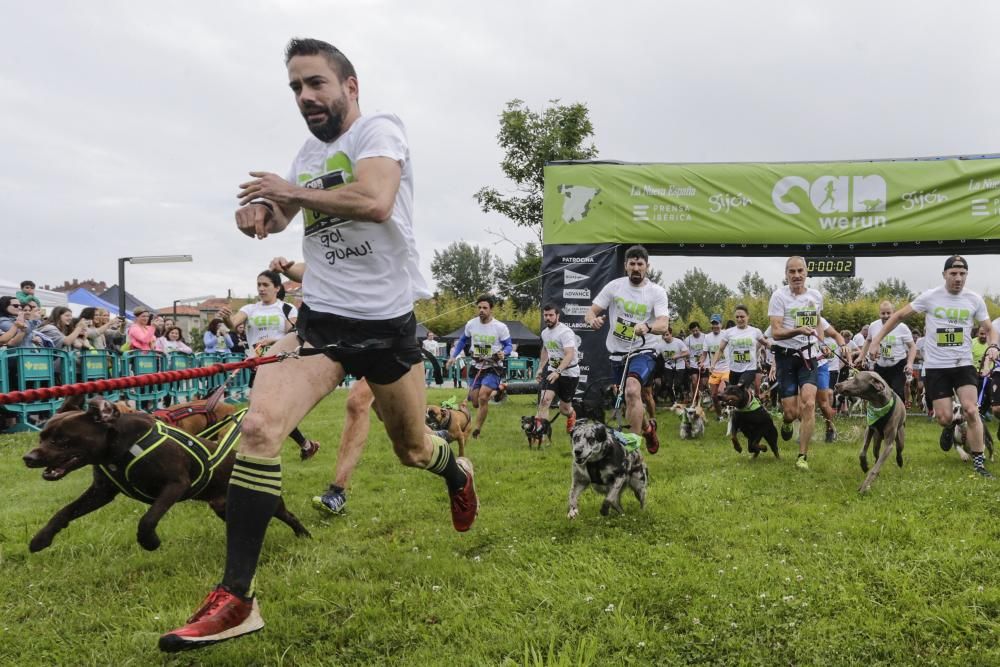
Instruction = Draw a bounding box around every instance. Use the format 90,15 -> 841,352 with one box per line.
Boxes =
425,402 -> 473,457
720,384 -> 779,458
567,419 -> 648,518
671,402 -> 705,440
947,397 -> 995,462
521,414 -> 558,449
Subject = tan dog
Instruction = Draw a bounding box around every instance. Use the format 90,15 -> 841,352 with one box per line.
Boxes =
426,403 -> 473,457
671,402 -> 706,439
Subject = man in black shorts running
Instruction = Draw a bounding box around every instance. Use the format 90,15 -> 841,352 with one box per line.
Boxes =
159,38 -> 478,653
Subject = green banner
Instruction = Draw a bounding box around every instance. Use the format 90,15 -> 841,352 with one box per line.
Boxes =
542,158 -> 1000,245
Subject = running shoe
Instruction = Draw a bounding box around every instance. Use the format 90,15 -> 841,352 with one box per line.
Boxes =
158,585 -> 263,653
939,427 -> 954,452
780,422 -> 793,441
565,411 -> 576,434
312,488 -> 347,515
450,457 -> 479,532
644,419 -> 660,454
299,439 -> 321,461
825,423 -> 836,443
795,454 -> 809,471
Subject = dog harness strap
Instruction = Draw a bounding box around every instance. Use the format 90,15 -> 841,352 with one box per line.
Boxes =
866,395 -> 895,427
737,396 -> 762,412
97,413 -> 247,502
612,429 -> 642,454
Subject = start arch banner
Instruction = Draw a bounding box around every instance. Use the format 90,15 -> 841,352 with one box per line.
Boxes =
540,154 -> 1000,395
543,155 -> 1000,252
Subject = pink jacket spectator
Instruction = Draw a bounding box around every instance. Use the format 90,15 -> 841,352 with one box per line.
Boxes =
128,323 -> 157,351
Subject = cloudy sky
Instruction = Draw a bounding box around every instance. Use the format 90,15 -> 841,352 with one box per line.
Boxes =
3,1 -> 1000,310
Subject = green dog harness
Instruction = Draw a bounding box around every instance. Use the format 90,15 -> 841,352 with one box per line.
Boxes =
737,396 -> 762,413
866,396 -> 895,427
613,430 -> 642,453
98,409 -> 246,502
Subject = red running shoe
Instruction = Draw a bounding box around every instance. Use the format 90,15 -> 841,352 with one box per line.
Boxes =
643,419 -> 660,454
299,439 -> 321,461
565,411 -> 576,434
158,585 -> 263,653
450,457 -> 479,532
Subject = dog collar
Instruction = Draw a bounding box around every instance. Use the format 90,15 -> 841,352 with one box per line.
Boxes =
737,396 -> 761,412
866,395 -> 895,426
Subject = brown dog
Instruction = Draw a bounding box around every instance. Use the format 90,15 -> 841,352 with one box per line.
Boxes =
425,403 -> 472,457
152,391 -> 237,438
22,395 -> 310,552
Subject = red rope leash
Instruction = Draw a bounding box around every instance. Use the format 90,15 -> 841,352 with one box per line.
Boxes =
0,354 -> 283,406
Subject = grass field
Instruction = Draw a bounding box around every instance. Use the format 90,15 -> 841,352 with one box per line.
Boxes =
2,390 -> 1000,666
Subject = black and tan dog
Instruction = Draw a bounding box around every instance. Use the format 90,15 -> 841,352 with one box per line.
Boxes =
720,384 -> 779,458
567,419 -> 648,518
426,402 -> 472,457
21,395 -> 309,552
520,414 -> 559,449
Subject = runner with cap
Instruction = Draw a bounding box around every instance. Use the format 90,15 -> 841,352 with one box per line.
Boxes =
869,255 -> 997,478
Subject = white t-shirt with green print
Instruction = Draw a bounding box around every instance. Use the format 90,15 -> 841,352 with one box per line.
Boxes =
866,319 -> 913,367
288,113 -> 431,320
592,277 -> 670,355
911,286 -> 988,369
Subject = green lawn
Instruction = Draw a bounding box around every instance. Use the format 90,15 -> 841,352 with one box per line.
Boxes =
2,390 -> 999,666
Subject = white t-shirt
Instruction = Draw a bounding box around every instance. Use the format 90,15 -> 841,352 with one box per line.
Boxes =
592,277 -> 670,355
703,330 -> 730,372
721,325 -> 763,373
914,337 -> 926,373
289,113 -> 431,320
768,286 -> 824,351
867,319 -> 913,366
422,338 -> 442,356
852,332 -> 866,349
240,301 -> 297,347
658,337 -> 688,370
461,318 -> 511,370
685,333 -> 706,367
540,323 -> 580,378
910,286 -> 989,369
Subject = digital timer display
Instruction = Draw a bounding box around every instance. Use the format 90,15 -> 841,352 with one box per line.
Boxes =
806,257 -> 856,277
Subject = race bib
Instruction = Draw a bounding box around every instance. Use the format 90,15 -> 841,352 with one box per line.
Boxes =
473,343 -> 492,357
733,350 -> 751,364
613,317 -> 636,342
794,310 -> 818,328
936,328 -> 963,347
663,350 -> 675,359
880,343 -> 893,359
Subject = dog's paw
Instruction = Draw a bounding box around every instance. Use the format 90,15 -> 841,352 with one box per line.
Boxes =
29,532 -> 54,553
138,531 -> 161,551
600,502 -> 611,517
567,507 -> 578,520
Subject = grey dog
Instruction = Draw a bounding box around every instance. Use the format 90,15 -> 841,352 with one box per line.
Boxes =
567,420 -> 648,518
835,370 -> 906,493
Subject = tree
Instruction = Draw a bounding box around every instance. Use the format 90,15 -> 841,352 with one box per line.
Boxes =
430,242 -> 503,301
646,266 -> 665,287
666,268 -> 733,322
870,278 -> 914,303
474,99 -> 598,244
497,242 -> 542,311
736,271 -> 773,299
821,277 -> 866,303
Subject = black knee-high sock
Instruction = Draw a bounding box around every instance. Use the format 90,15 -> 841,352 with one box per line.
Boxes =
424,435 -> 467,493
288,427 -> 307,446
222,453 -> 282,598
